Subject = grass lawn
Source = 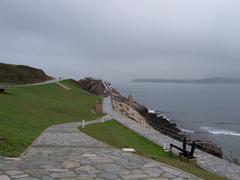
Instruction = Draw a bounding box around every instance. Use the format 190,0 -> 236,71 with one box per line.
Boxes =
0,79 -> 102,157
81,120 -> 227,180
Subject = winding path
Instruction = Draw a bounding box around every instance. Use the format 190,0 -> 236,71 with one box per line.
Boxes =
0,116 -> 200,179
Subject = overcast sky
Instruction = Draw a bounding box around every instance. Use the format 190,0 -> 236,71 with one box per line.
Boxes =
1,0 -> 240,82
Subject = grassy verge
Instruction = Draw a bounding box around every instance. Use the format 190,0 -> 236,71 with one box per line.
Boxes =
81,120 -> 227,180
0,79 -> 102,157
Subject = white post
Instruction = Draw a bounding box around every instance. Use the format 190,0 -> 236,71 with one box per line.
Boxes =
163,143 -> 167,151
101,118 -> 104,123
82,120 -> 85,128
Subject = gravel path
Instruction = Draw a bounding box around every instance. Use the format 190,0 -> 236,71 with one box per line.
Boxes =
0,115 -> 200,179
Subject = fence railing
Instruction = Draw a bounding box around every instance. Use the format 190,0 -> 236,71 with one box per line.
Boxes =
144,120 -> 223,158
110,97 -> 223,158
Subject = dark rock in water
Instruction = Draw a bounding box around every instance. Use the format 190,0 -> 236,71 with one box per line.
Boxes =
128,100 -> 223,158
146,112 -> 181,136
145,111 -> 223,158
194,140 -> 223,158
113,92 -> 179,133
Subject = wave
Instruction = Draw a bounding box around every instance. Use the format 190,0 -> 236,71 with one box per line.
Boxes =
148,109 -> 155,114
148,109 -> 171,122
158,114 -> 171,122
181,128 -> 194,133
200,126 -> 240,136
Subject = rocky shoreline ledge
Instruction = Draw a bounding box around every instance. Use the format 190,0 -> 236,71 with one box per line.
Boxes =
78,78 -> 223,158
111,89 -> 223,158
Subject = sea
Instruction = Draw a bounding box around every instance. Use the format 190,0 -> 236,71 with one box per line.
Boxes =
112,81 -> 240,161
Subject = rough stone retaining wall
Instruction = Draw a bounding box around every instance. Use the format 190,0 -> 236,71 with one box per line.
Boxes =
103,97 -> 240,180
112,100 -> 146,124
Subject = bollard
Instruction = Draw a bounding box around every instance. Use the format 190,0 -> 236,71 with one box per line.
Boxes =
163,143 -> 167,150
82,120 -> 85,128
101,118 -> 104,123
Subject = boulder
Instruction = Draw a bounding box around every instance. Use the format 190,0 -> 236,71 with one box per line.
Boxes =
78,79 -> 105,95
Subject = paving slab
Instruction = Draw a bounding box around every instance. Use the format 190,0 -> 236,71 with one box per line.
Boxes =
0,114 -> 199,179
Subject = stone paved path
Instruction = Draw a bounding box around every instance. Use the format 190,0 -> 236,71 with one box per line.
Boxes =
0,116 -> 200,179
103,97 -> 240,180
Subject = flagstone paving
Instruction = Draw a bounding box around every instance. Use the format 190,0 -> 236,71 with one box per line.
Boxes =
0,116 -> 200,179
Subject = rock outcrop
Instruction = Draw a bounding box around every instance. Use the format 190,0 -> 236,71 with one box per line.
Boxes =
78,78 -> 111,96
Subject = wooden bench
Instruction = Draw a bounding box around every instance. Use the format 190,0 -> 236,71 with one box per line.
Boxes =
170,138 -> 197,162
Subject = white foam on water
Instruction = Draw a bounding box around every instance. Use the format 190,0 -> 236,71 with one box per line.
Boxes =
181,128 -> 194,133
166,118 -> 171,122
200,126 -> 240,136
148,109 -> 155,113
148,108 -> 171,122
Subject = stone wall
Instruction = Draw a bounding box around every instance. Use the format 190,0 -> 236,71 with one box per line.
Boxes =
112,100 -> 146,124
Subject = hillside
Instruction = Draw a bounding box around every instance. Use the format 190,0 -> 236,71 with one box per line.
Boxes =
0,79 -> 102,156
0,62 -> 53,84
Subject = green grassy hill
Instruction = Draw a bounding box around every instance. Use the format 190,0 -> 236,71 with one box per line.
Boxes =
0,62 -> 52,84
0,79 -> 102,157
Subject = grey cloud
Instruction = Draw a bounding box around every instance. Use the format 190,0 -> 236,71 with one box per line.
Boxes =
0,0 -> 240,81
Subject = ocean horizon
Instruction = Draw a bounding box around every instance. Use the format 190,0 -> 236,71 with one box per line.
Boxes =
113,81 -> 240,161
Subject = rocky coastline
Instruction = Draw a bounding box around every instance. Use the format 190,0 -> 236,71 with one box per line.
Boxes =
78,78 -> 223,158
111,90 -> 223,158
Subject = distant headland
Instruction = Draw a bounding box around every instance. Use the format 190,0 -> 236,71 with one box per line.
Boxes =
131,77 -> 240,84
